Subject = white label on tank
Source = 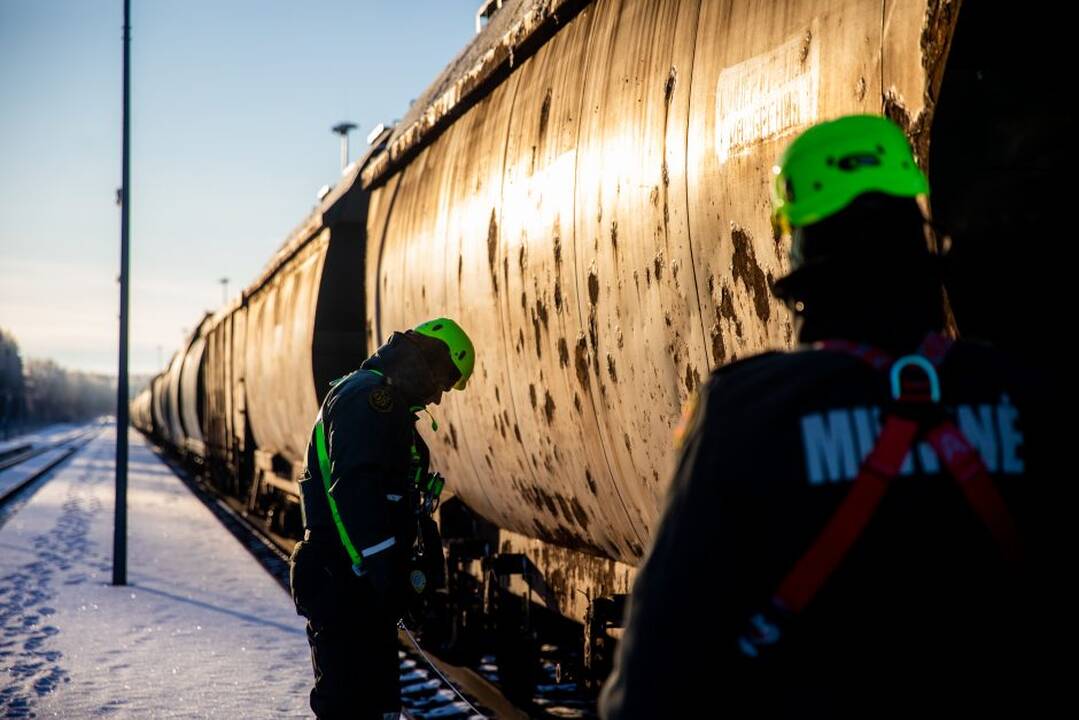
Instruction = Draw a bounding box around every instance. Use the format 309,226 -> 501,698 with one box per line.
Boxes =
715,26 -> 820,164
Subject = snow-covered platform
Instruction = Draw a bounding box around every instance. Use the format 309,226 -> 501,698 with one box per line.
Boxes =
0,424 -> 312,718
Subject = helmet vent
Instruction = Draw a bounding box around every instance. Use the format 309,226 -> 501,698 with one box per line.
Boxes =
837,153 -> 881,171
432,323 -> 443,331
458,351 -> 467,360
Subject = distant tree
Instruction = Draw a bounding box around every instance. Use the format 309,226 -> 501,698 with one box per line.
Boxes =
1,328 -> 27,436
24,359 -> 114,424
0,329 -> 115,435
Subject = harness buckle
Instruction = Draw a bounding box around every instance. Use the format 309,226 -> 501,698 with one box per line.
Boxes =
889,355 -> 941,404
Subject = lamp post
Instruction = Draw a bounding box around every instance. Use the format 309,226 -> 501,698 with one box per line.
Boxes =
331,122 -> 357,172
113,0 -> 132,587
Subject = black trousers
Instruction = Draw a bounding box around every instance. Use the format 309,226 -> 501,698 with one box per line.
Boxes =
290,540 -> 400,719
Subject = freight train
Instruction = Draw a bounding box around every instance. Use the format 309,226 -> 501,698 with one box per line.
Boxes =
132,0 -> 1058,687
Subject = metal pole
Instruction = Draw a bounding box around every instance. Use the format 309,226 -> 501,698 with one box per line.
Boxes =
112,0 -> 131,587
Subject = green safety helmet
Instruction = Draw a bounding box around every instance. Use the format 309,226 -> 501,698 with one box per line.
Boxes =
771,115 -> 929,233
413,317 -> 475,390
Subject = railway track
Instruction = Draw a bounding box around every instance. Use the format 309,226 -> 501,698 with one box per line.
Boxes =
0,422 -> 104,519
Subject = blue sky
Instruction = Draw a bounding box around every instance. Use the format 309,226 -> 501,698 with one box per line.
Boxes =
0,1 -> 476,375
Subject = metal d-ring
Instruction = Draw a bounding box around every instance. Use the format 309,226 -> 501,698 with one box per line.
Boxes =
889,355 -> 941,402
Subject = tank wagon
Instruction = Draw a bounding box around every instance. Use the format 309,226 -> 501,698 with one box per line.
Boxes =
133,0 -> 1057,685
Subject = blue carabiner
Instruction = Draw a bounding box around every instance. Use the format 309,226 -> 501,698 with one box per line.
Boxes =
889,355 -> 941,402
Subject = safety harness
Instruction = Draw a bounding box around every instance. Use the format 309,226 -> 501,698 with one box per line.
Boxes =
313,368 -> 444,579
738,333 -> 1021,658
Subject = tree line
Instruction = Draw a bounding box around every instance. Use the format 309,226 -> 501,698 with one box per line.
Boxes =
1,328 -> 117,437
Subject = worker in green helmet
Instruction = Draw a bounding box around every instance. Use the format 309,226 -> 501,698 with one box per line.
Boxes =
290,318 -> 475,720
601,116 -> 1047,718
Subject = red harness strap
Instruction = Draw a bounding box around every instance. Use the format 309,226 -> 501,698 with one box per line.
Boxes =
738,333 -> 1020,657
923,421 -> 1021,565
775,413 -> 920,614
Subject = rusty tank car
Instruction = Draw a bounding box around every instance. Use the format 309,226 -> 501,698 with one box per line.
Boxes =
134,0 -> 1058,684
361,0 -> 976,625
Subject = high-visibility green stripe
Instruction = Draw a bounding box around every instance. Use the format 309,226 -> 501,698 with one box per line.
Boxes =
315,418 -> 363,572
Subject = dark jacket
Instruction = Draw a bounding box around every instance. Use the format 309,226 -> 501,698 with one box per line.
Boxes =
298,364 -> 428,577
600,339 -> 1053,718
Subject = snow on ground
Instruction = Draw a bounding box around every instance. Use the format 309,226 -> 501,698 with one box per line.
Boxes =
0,424 -> 312,718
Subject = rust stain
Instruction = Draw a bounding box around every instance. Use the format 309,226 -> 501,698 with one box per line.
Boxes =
569,497 -> 590,530
684,364 -> 700,393
532,310 -> 543,359
663,65 -> 677,105
535,296 -> 549,329
487,209 -> 499,292
529,383 -> 537,409
710,323 -> 726,365
585,468 -> 597,495
588,308 -> 600,377
587,264 -> 600,305
543,390 -> 556,424
538,87 -> 552,137
557,337 -> 569,367
730,225 -> 771,324
606,353 -> 618,382
552,223 -> 562,268
574,334 -> 590,390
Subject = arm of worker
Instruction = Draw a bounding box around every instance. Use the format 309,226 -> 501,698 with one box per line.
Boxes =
599,377 -> 746,719
321,385 -> 404,596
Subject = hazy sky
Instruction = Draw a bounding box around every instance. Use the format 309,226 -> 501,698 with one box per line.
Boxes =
0,1 -> 476,375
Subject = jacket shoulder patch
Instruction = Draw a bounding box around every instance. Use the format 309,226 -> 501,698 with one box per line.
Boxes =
368,386 -> 394,413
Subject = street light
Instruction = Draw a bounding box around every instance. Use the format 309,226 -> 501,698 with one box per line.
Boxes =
331,122 -> 357,172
